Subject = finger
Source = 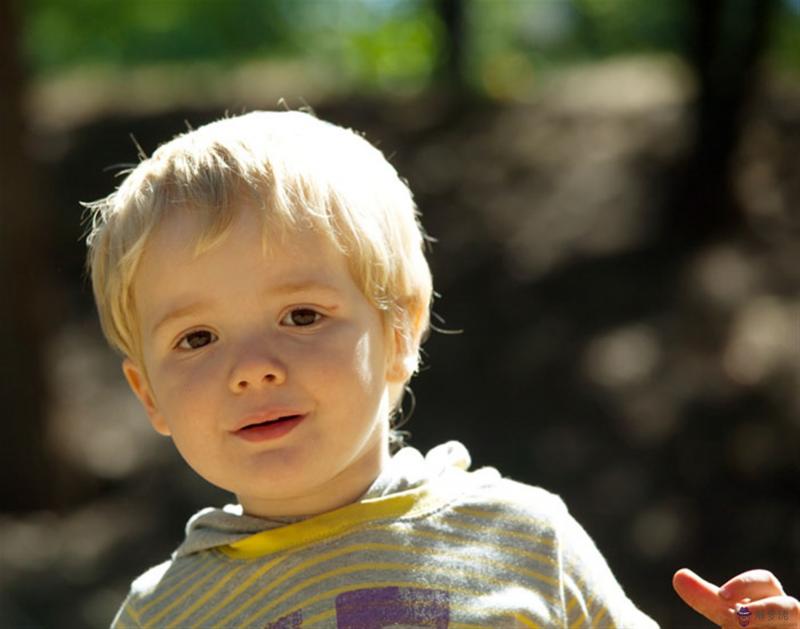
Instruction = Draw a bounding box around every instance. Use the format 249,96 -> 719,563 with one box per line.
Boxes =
673,568 -> 729,626
720,570 -> 786,603
724,596 -> 800,628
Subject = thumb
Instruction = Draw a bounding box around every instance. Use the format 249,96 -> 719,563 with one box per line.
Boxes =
673,568 -> 731,626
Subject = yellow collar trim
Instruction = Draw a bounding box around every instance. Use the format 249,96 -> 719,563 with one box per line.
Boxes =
221,481 -> 450,559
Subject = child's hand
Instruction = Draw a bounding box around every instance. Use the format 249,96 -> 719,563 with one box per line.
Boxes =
673,568 -> 799,627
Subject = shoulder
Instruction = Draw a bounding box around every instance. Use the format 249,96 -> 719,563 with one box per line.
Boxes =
112,559 -> 191,617
110,560 -> 172,628
457,474 -> 617,569
461,476 -> 660,627
111,549 -> 227,626
129,558 -> 174,597
419,442 -> 568,521
418,448 -> 590,544
453,469 -> 571,527
430,471 -> 572,565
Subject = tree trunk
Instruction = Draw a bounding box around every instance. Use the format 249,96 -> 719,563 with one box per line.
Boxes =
660,0 -> 776,250
434,0 -> 467,92
0,0 -> 56,511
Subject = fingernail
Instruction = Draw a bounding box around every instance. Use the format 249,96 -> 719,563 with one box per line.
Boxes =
719,586 -> 731,600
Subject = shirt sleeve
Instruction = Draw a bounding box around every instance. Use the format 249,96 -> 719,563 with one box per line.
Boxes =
110,595 -> 143,629
553,498 -> 660,628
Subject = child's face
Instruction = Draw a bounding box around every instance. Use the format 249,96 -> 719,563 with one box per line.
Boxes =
122,204 -> 402,517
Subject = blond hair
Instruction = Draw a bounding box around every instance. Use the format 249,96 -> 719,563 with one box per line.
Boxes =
85,111 -> 432,425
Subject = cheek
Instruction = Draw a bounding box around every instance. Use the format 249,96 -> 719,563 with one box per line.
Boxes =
151,359 -> 222,422
313,323 -> 386,404
353,331 -> 384,390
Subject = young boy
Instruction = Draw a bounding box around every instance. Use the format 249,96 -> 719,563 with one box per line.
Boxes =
87,111 -> 797,627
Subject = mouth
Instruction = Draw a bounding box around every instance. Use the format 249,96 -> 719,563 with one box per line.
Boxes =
239,414 -> 304,431
234,413 -> 307,442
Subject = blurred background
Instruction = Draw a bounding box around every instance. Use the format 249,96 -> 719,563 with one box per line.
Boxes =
1,0 -> 799,626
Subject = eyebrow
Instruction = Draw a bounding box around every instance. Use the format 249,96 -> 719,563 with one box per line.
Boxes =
151,301 -> 212,336
273,281 -> 341,297
150,281 -> 342,335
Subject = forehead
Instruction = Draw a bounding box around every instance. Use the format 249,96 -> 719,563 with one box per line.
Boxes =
132,207 -> 353,326
141,204 -> 341,272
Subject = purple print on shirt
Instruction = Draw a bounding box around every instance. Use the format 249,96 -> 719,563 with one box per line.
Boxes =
335,586 -> 450,628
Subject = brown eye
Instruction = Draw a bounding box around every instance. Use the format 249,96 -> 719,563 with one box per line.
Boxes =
177,330 -> 216,350
284,308 -> 322,327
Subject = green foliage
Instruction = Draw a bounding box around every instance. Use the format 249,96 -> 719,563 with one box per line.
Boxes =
19,0 -> 800,92
770,1 -> 800,73
466,0 -> 688,98
288,0 -> 442,91
21,0 -> 444,93
338,6 -> 442,89
22,0 -> 299,73
570,0 -> 687,56
469,0 -> 687,66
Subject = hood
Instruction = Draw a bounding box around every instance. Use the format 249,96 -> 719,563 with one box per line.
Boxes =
174,441 -> 473,558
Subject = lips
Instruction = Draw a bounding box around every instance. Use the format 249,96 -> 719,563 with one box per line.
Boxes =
232,408 -> 309,433
239,414 -> 303,431
233,411 -> 307,443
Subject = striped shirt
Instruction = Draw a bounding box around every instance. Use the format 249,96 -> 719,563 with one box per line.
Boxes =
112,442 -> 658,628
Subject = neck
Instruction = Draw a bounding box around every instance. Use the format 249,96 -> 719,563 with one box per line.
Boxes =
237,435 -> 391,520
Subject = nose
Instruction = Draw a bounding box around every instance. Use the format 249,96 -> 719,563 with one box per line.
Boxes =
228,346 -> 287,392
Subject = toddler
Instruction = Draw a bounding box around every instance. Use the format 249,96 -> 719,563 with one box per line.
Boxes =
86,111 -> 797,627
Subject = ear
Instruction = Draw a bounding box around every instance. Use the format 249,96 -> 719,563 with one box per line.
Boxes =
386,301 -> 424,384
121,358 -> 171,436
387,326 -> 415,383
